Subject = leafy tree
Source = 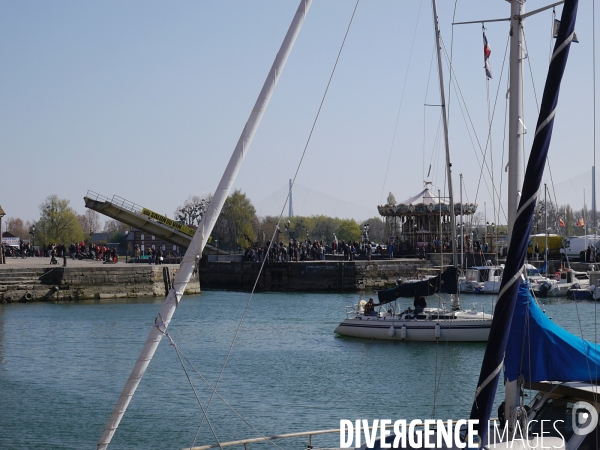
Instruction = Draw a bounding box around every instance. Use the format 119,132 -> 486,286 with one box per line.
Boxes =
174,195 -> 211,226
387,192 -> 397,205
362,216 -> 385,244
36,195 -> 84,246
335,219 -> 361,242
213,190 -> 256,248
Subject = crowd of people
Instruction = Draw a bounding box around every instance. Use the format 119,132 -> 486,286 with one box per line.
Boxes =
242,239 -> 385,262
133,244 -> 165,265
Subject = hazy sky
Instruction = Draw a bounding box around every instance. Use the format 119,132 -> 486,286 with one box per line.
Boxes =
1,0 -> 597,229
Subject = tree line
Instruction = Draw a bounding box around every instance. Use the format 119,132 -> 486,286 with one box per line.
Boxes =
9,191 -> 596,252
175,190 -> 386,250
5,191 -> 385,252
5,195 -> 126,248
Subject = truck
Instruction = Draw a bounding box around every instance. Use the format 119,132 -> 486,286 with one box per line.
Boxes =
560,235 -> 600,261
527,234 -> 563,259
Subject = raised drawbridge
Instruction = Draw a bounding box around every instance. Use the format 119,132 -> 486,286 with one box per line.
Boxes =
83,190 -> 221,254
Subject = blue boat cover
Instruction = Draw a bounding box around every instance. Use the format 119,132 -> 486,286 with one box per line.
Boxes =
505,282 -> 600,383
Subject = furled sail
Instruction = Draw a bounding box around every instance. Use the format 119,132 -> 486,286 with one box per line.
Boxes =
506,282 -> 600,383
469,0 -> 579,445
377,266 -> 458,304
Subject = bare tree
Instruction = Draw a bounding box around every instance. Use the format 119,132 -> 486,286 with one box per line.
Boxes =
5,217 -> 31,239
174,195 -> 211,226
78,209 -> 103,237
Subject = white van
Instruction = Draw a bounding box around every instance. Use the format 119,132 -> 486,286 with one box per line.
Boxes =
560,235 -> 600,260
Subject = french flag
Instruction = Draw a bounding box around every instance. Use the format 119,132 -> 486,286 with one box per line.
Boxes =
483,32 -> 492,79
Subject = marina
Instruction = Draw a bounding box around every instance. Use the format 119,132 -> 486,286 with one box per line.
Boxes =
1,290 -> 597,449
1,0 -> 600,448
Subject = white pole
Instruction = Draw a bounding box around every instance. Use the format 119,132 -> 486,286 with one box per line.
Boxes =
507,0 -> 526,239
505,0 -> 526,431
460,173 -> 464,268
289,179 -> 293,217
545,183 -> 548,262
97,2 -> 312,448
484,201 -> 487,254
431,0 -> 457,267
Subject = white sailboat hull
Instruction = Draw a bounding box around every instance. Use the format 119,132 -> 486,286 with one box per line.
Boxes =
335,315 -> 491,342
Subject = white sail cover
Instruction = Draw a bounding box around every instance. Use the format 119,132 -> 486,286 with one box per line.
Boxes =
97,1 -> 313,448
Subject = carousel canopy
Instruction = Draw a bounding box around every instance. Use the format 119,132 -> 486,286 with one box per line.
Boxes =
400,188 -> 447,205
378,187 -> 477,217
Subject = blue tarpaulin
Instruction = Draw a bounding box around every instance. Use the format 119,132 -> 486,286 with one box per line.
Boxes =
505,282 -> 600,383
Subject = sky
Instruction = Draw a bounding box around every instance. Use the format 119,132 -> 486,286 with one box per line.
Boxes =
1,0 -> 597,229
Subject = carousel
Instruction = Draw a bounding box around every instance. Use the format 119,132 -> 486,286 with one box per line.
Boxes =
378,186 -> 476,255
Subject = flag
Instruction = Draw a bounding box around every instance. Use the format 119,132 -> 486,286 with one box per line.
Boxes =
553,19 -> 579,42
577,217 -> 585,227
483,31 -> 492,79
559,218 -> 566,227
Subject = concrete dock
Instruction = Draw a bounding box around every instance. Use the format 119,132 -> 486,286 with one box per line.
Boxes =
0,256 -> 200,303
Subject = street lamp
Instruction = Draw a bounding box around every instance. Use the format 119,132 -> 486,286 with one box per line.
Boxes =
31,225 -> 36,257
362,223 -> 370,251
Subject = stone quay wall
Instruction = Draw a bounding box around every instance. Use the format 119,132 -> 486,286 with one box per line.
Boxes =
199,259 -> 435,292
0,265 -> 200,303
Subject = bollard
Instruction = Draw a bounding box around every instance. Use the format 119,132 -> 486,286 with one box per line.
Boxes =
63,255 -> 67,267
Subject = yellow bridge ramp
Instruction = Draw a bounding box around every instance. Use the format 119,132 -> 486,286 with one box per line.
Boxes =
83,190 -> 220,254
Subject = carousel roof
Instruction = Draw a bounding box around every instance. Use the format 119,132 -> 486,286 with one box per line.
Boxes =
399,188 -> 447,205
378,187 -> 477,217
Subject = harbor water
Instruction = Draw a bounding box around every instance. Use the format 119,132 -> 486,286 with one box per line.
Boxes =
1,291 -> 598,449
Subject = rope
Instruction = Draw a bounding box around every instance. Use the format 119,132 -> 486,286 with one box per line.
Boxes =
380,0 -> 425,204
439,37 -> 508,223
188,2 -> 362,447
164,328 -> 286,450
156,324 -> 221,448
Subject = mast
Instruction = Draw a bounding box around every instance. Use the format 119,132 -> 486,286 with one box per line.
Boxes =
431,0 -> 457,267
545,183 -> 548,262
470,0 -> 579,444
504,0 -> 527,426
507,0 -> 526,239
289,178 -> 293,217
460,173 -> 464,268
96,1 -> 313,448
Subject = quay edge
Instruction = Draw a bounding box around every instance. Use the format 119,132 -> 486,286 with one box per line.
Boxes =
0,265 -> 200,303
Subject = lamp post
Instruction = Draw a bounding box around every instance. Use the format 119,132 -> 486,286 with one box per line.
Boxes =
362,223 -> 370,251
31,225 -> 36,257
0,206 -> 5,264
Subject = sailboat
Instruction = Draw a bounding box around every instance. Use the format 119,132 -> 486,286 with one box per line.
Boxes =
99,0 -> 600,448
333,0 -> 493,342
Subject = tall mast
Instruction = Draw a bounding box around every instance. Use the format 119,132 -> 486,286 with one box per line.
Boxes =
545,183 -> 548,262
507,0 -> 526,238
504,0 -> 527,427
431,0 -> 457,267
96,1 -> 313,448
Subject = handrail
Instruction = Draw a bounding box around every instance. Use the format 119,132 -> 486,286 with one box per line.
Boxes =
185,420 -> 499,450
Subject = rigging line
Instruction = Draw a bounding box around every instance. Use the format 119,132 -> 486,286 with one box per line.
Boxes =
440,37 -> 508,222
474,33 -> 510,209
427,111 -> 444,179
594,0 -> 598,409
422,47 -> 439,187
445,0 -> 460,145
189,1 -> 362,446
158,327 -> 222,448
166,331 -> 286,450
380,0 -> 425,205
573,298 -> 597,389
